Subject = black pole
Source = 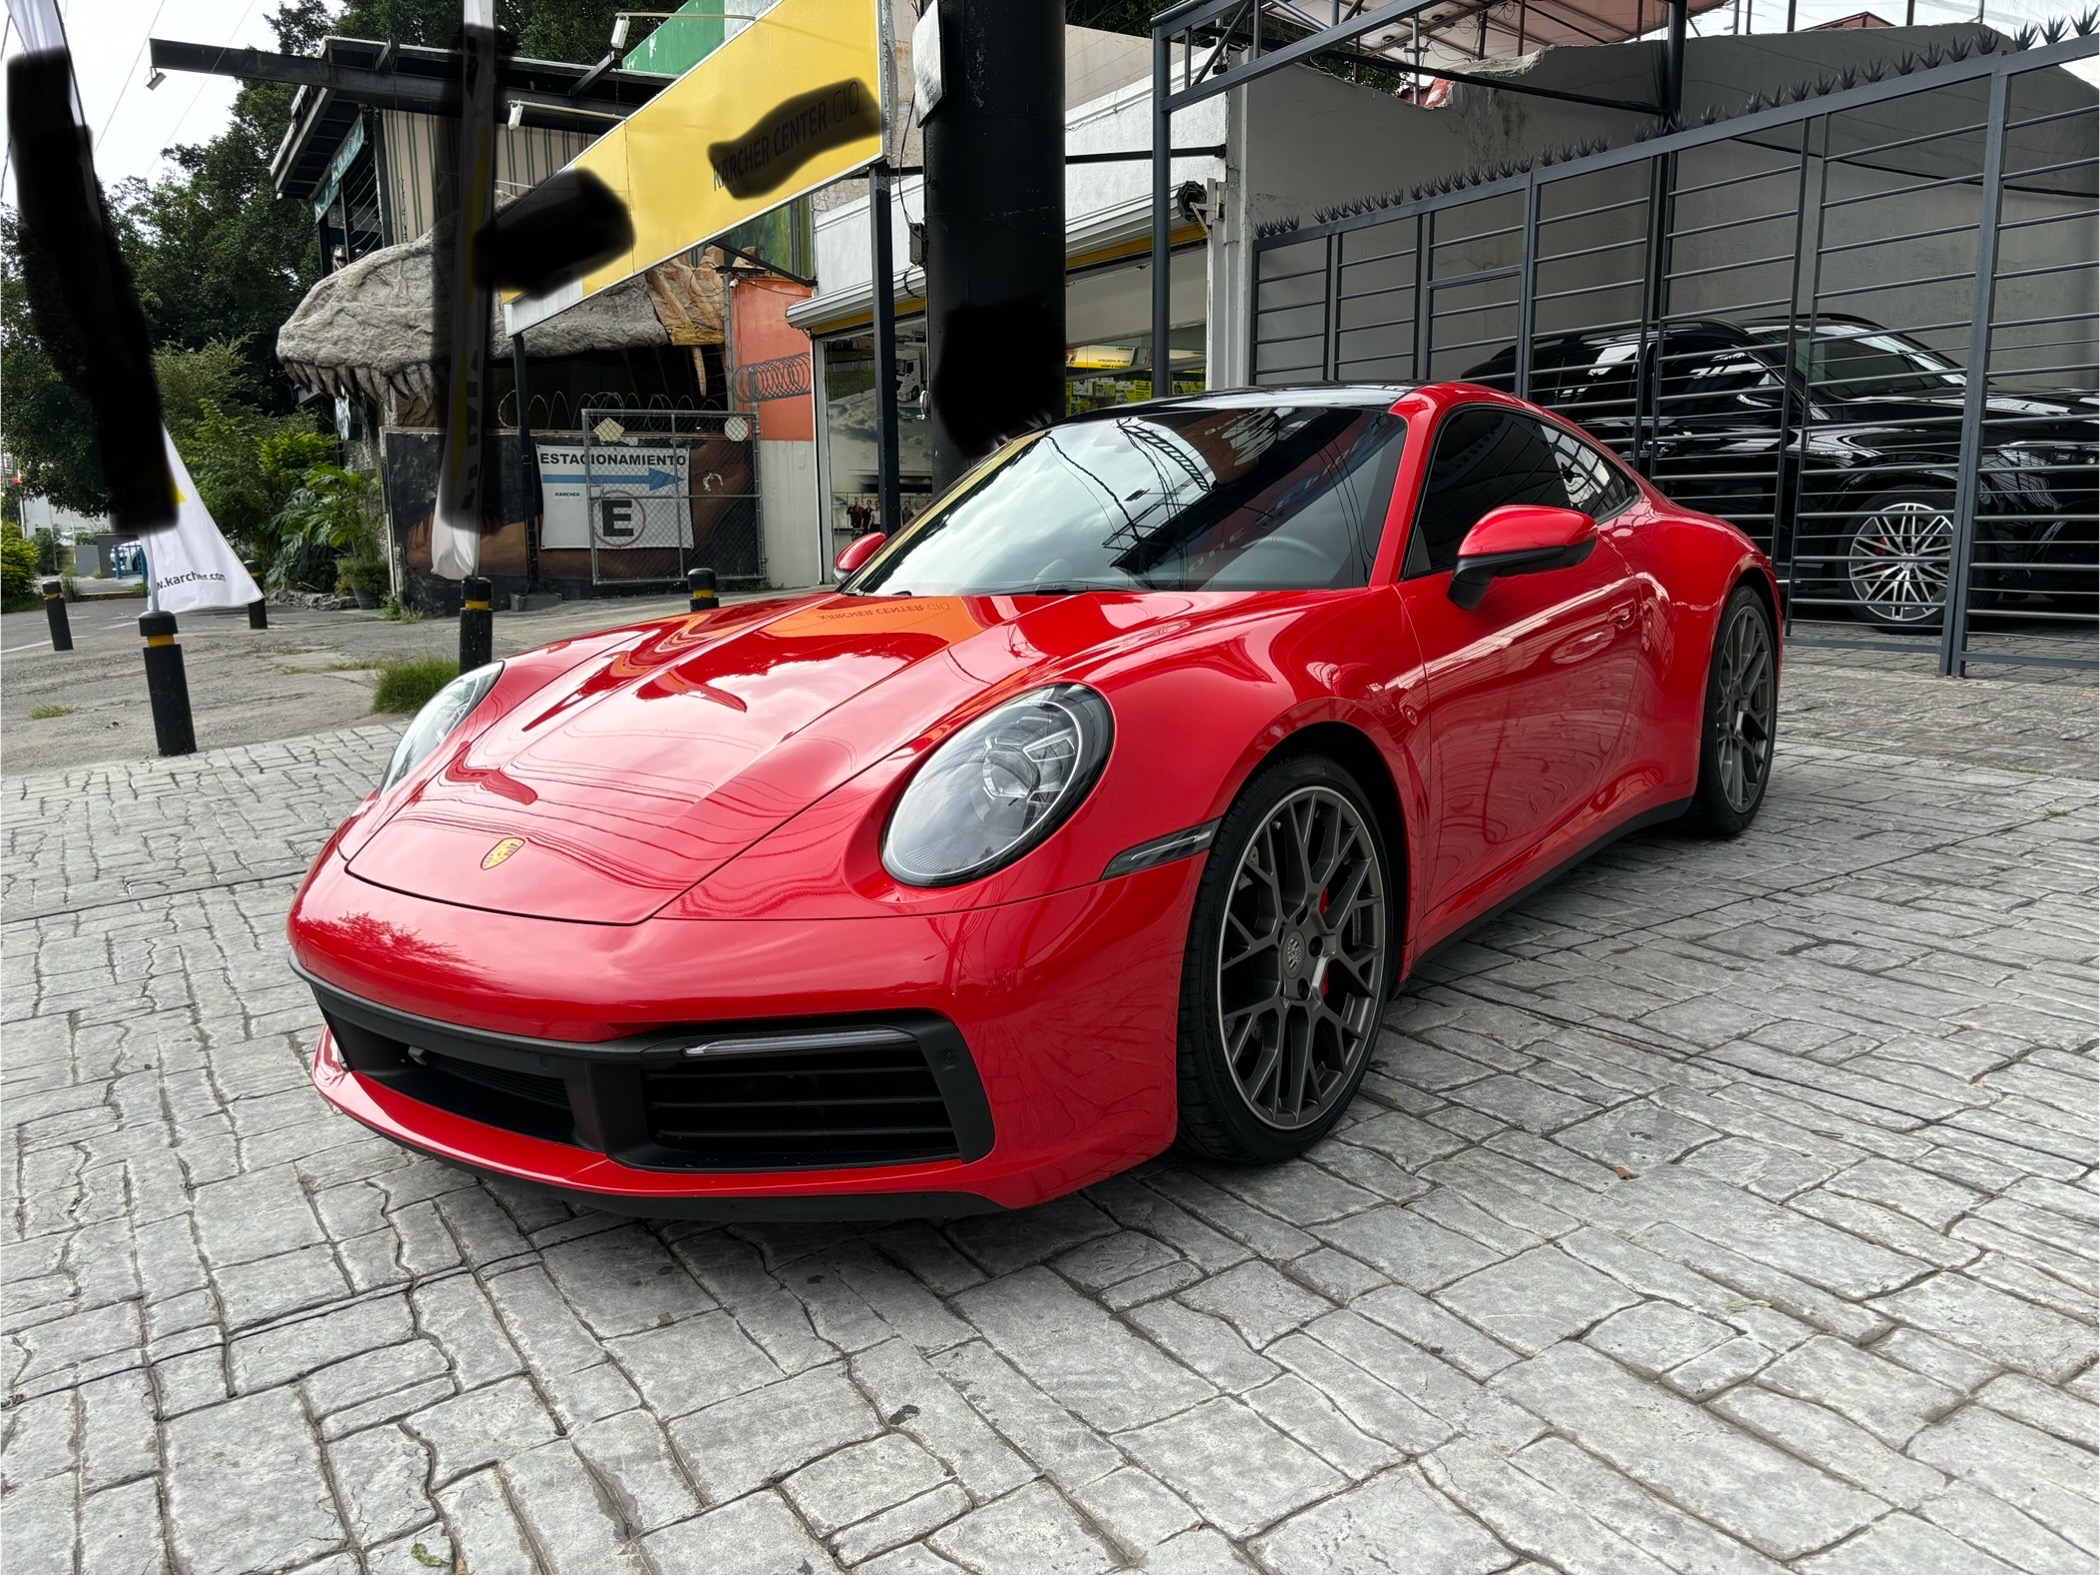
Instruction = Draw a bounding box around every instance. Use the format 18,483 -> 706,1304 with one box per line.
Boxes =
687,566 -> 718,612
1151,25 -> 1172,398
513,329 -> 542,593
922,0 -> 1067,490
140,611 -> 196,757
245,560 -> 268,629
42,579 -> 73,651
869,159 -> 903,536
1664,0 -> 1688,117
459,575 -> 493,672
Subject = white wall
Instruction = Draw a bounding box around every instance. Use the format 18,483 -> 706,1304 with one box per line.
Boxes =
759,438 -> 822,588
16,497 -> 106,541
796,77 -> 1227,329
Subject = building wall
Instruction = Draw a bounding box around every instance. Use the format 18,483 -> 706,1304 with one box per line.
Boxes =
378,113 -> 599,241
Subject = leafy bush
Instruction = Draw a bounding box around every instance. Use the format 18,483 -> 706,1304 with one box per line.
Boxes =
30,528 -> 62,574
372,656 -> 459,715
1,527 -> 40,612
156,342 -> 339,569
273,464 -> 379,590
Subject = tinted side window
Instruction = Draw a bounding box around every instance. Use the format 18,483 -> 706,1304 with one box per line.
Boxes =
1656,336 -> 1783,418
1406,407 -> 1570,577
1544,425 -> 1638,519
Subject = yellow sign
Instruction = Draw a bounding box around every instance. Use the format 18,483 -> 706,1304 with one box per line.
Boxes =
508,0 -> 886,333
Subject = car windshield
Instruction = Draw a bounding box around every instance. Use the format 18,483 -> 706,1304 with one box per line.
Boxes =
843,403 -> 1407,596
1746,325 -> 1966,399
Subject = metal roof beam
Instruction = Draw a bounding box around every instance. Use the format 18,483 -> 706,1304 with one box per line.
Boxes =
147,37 -> 661,124
1159,0 -> 1445,108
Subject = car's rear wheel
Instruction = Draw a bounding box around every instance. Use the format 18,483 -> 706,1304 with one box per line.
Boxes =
1845,491 -> 1953,630
1687,586 -> 1778,837
1176,754 -> 1392,1163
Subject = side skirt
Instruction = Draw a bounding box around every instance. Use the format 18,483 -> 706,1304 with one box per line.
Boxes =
1401,796 -> 1692,985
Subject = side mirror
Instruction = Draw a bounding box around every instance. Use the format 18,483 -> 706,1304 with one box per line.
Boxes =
835,531 -> 886,576
1448,505 -> 1596,611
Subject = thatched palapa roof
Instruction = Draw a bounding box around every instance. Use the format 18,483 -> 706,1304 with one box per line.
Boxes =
276,227 -> 723,424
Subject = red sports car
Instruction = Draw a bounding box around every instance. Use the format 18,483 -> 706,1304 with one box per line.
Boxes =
289,384 -> 1779,1218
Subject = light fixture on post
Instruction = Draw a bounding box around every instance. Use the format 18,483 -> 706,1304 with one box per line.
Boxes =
507,99 -> 524,128
610,15 -> 631,48
146,68 -> 166,90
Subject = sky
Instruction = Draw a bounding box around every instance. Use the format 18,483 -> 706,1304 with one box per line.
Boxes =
6,0 -> 283,197
2,0 -> 2094,202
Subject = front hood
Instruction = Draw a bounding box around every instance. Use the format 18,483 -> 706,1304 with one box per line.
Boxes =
347,591 -> 1216,923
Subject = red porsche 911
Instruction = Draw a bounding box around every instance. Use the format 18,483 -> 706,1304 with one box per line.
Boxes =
289,383 -> 1779,1218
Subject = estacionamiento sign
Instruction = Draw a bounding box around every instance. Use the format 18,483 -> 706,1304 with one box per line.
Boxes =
533,442 -> 693,550
504,0 -> 886,336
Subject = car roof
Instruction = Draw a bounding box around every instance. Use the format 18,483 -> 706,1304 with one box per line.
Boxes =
1068,384 -> 1418,421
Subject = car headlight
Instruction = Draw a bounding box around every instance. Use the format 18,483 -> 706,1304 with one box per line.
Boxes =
883,684 -> 1113,887
379,662 -> 503,792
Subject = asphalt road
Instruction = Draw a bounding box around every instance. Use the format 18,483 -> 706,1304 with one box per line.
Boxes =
0,589 -> 789,775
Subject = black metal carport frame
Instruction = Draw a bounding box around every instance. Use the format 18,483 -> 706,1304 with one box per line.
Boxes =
1244,27 -> 2099,676
1146,0 -> 1690,396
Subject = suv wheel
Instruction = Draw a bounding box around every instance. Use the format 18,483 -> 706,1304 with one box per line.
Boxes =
1845,492 -> 1953,631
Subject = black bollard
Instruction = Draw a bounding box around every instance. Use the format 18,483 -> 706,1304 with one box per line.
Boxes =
140,611 -> 196,756
42,578 -> 73,651
459,576 -> 493,672
245,561 -> 268,630
687,566 -> 718,613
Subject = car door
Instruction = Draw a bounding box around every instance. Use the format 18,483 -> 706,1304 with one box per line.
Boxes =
1395,404 -> 1644,928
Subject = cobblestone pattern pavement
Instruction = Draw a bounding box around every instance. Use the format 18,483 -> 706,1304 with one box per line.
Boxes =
4,655 -> 2096,1574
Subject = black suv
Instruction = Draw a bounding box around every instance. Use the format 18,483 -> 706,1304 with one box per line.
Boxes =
1466,318 -> 2098,629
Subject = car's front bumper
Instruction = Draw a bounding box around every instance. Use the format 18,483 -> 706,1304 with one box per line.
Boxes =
291,852 -> 1202,1215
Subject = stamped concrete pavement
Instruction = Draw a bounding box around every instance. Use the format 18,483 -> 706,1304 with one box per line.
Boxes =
2,651 -> 2095,1574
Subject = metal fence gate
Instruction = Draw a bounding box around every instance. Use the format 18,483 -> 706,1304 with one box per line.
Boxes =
580,407 -> 765,589
1252,26 -> 2098,675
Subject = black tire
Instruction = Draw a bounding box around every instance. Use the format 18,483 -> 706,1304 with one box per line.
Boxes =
1176,753 -> 1394,1163
1843,490 -> 1954,631
1686,585 -> 1779,838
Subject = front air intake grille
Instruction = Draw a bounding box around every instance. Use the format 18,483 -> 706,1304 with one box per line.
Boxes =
310,977 -> 994,1173
397,1049 -> 578,1146
640,1042 -> 961,1169
422,1051 -> 569,1110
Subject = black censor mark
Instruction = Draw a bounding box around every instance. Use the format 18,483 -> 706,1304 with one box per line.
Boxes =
707,80 -> 879,200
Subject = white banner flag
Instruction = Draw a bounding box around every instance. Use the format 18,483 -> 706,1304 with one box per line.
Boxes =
146,427 -> 262,613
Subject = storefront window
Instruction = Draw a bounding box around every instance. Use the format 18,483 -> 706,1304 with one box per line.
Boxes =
1064,248 -> 1209,414
823,318 -> 932,551
1066,326 -> 1207,416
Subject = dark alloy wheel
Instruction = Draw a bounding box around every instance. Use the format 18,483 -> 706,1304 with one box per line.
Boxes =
1845,492 -> 1953,630
1176,754 -> 1392,1163
1687,586 -> 1778,837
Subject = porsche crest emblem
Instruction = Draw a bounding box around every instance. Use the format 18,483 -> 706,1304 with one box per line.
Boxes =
481,837 -> 526,870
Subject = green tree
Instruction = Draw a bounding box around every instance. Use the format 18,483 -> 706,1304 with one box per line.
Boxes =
331,0 -> 630,60
1,0 -> 619,520
120,3 -> 329,415
0,211 -> 107,514
153,340 -> 336,565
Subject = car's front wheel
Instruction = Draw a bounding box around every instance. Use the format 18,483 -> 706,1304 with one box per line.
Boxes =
1845,491 -> 1954,630
1175,754 -> 1393,1163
